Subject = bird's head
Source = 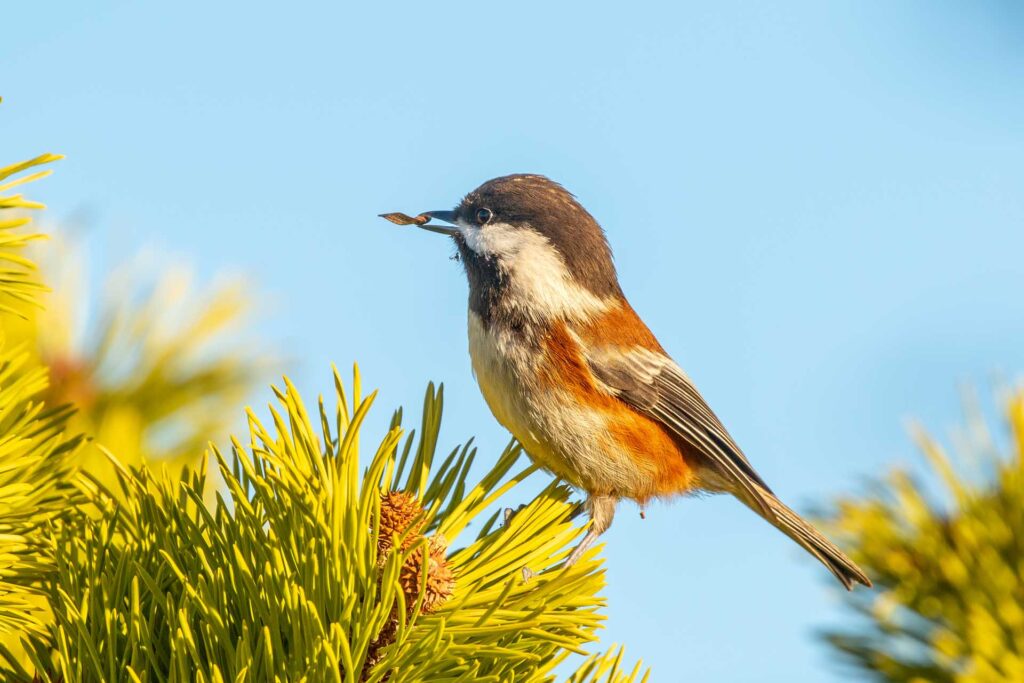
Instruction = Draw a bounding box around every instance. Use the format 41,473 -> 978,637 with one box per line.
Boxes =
405,174 -> 623,321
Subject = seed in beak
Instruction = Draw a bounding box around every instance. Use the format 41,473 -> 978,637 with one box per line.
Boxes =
379,212 -> 430,226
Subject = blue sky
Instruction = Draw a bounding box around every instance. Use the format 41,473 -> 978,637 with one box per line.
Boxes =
5,1 -> 1024,680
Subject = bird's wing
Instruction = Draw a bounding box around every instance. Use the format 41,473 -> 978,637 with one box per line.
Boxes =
586,346 -> 774,514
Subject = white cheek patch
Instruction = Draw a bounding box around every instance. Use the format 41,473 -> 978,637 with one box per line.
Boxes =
457,218 -> 512,257
458,219 -> 611,321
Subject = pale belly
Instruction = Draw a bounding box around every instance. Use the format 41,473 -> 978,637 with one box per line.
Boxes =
467,313 -> 655,495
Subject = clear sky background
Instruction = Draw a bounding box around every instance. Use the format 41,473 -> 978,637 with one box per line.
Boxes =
5,1 -> 1024,680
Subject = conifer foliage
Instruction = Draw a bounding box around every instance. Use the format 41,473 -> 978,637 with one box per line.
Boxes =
824,392 -> 1024,682
0,150 -> 646,681
0,153 -> 82,643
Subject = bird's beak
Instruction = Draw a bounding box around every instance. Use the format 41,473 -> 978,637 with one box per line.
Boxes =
419,210 -> 458,236
379,209 -> 459,236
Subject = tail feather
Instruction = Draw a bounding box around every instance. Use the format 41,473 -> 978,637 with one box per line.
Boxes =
746,487 -> 871,590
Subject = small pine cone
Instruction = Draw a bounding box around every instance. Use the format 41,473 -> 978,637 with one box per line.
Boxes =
399,535 -> 455,614
378,491 -> 425,559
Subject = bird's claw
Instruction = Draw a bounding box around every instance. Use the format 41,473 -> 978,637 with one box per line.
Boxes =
503,504 -> 527,526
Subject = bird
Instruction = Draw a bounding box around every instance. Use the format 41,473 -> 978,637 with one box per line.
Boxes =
382,174 -> 871,590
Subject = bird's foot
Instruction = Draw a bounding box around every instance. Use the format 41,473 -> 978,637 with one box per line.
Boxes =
503,504 -> 528,526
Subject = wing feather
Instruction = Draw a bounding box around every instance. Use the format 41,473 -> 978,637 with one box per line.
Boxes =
587,348 -> 774,514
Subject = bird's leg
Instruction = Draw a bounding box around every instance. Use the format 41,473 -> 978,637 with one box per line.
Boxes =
564,494 -> 618,567
567,501 -> 587,522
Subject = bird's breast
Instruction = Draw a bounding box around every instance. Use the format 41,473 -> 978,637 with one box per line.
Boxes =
466,312 -> 551,461
466,310 -> 698,499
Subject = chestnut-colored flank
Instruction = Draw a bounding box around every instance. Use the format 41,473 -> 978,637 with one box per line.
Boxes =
539,315 -> 698,500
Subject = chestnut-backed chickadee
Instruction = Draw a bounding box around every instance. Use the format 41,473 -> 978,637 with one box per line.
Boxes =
386,174 -> 870,590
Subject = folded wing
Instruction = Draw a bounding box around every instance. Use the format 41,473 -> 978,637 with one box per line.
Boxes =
587,347 -> 774,516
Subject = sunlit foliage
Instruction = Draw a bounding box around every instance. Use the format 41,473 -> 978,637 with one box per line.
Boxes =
0,148 -> 645,681
13,370 -> 646,682
824,390 -> 1024,682
0,153 -> 81,640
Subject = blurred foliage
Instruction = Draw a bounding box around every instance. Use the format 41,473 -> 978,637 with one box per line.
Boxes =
824,389 -> 1024,682
0,153 -> 55,314
0,153 -> 82,640
10,368 -> 647,682
1,237 -> 271,484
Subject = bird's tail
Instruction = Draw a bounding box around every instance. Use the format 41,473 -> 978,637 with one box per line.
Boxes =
742,486 -> 872,590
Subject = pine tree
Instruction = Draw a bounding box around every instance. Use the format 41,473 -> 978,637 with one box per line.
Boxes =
0,149 -> 647,681
823,390 -> 1024,682
0,152 -> 82,646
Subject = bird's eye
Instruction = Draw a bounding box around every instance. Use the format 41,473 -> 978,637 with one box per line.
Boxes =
475,208 -> 493,225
